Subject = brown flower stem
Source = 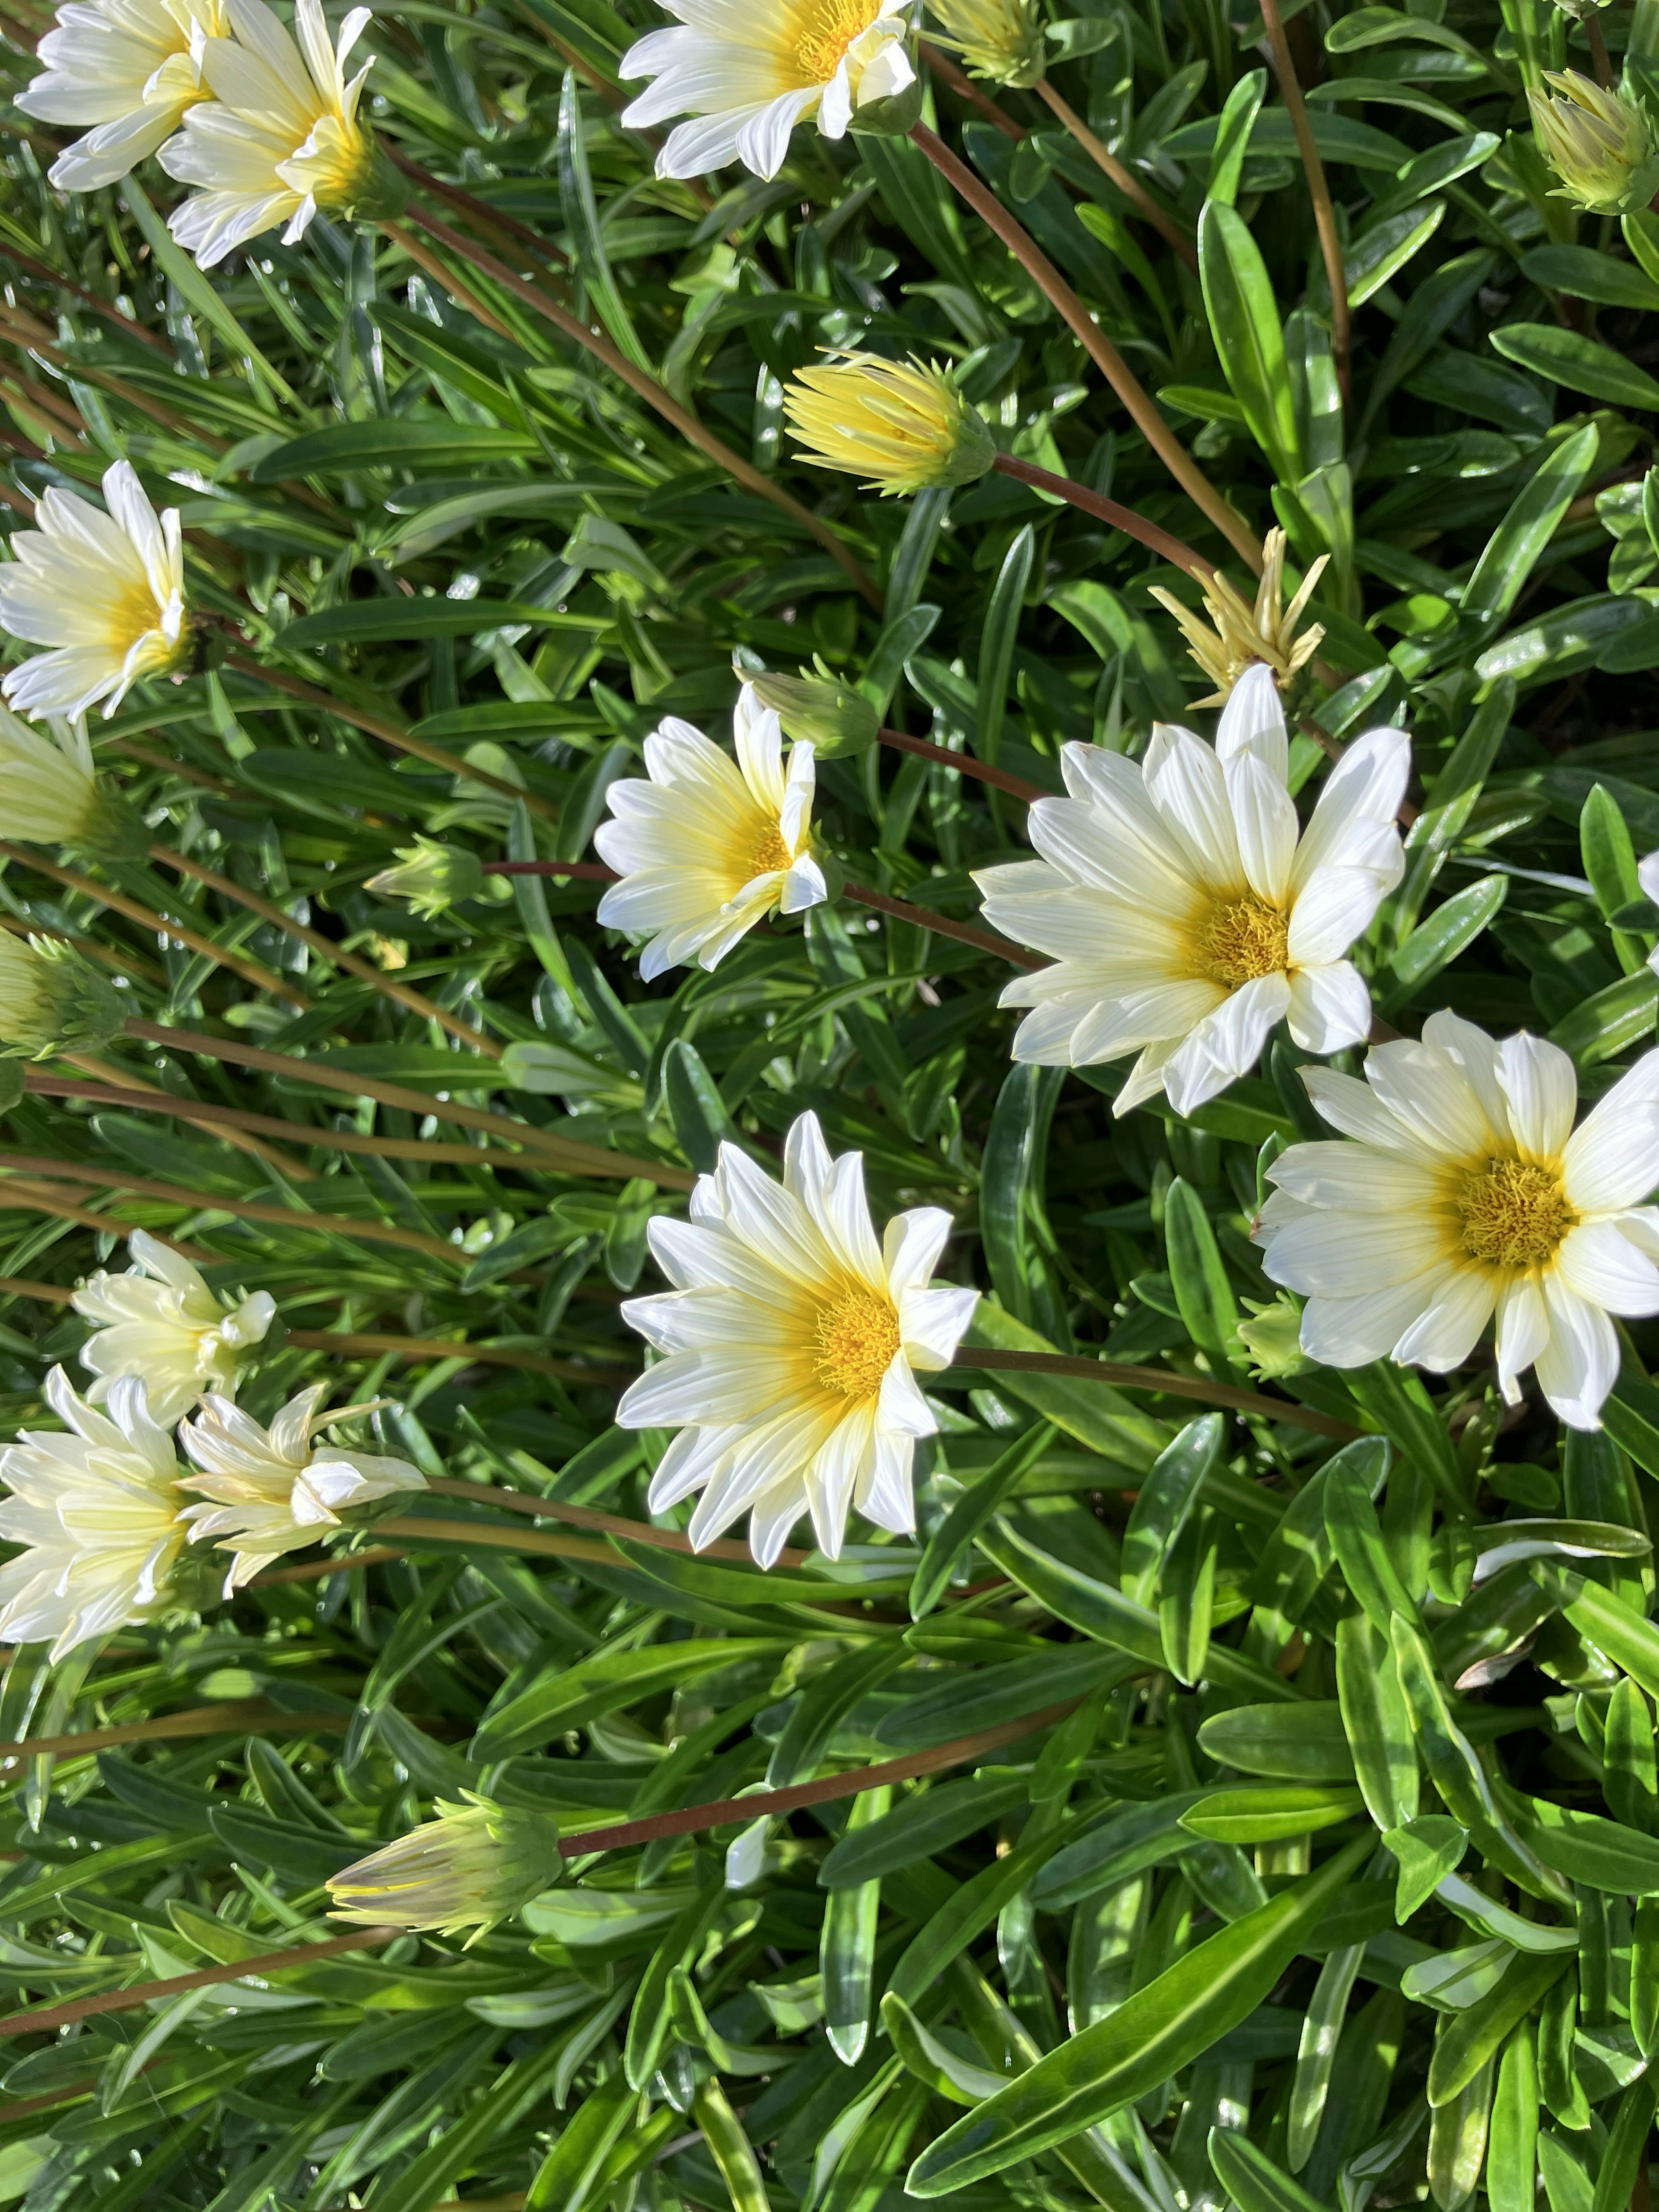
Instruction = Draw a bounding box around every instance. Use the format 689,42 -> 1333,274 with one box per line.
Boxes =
390,208 -> 884,611
961,1344 -> 1362,1440
1585,13 -> 1615,85
60,1051 -> 302,1174
842,883 -> 1045,968
150,844 -> 502,1061
561,1701 -> 1084,1856
482,859 -> 617,879
920,39 -> 1028,137
421,1476 -> 809,1567
909,126 -> 1259,571
224,655 -> 559,822
992,453 -> 1216,575
0,1701 -> 350,1765
381,219 -> 520,343
0,910 -> 166,986
384,146 -> 569,269
0,1182 -> 213,1253
877,728 -> 1048,798
0,1928 -> 401,2041
377,1514 -> 615,1564
285,1332 -> 629,1380
0,1276 -> 73,1304
0,241 -> 172,354
253,1547 -> 407,1587
121,1017 -> 695,1189
1257,0 -> 1351,409
0,841 -> 309,1008
1032,79 -> 1200,273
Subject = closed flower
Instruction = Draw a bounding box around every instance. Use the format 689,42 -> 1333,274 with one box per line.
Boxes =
328,1794 -> 564,1939
73,1229 -> 275,1425
0,934 -> 126,1059
784,353 -> 996,496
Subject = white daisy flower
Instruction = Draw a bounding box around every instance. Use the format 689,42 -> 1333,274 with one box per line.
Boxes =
973,664 -> 1410,1117
0,461 -> 188,722
14,0 -> 226,192
620,0 -> 916,182
158,0 -> 380,267
1254,1013 -> 1659,1431
0,1369 -> 188,1659
73,1229 -> 275,1426
594,685 -> 827,981
178,1382 -> 427,1589
617,1111 -> 979,1567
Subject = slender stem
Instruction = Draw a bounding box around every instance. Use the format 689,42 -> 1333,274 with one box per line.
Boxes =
388,210 -> 884,611
1257,0 -> 1351,408
152,845 -> 502,1061
919,39 -> 1027,138
253,1546 -> 407,1587
992,454 -> 1215,575
422,1476 -> 807,1567
483,858 -> 617,878
286,1331 -> 630,1382
0,909 -> 166,986
843,882 -> 1045,969
909,124 -> 1261,572
0,240 -> 172,354
962,1344 -> 1362,1439
377,1514 -> 614,1564
0,1275 -> 73,1303
0,1701 -> 348,1764
1033,79 -> 1200,273
1585,12 -> 1615,84
876,727 -> 1048,799
61,1050 -> 302,1174
121,1017 -> 695,1189
0,841 -> 308,1009
224,655 -> 559,822
384,146 -> 569,270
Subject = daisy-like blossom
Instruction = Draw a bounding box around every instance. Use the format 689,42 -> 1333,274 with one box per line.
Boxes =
73,1229 -> 275,1426
177,1383 -> 427,1589
617,1111 -> 979,1567
1150,528 -> 1326,708
594,686 -> 826,981
620,0 -> 915,182
1253,1013 -> 1659,1430
159,0 -> 378,267
0,462 -> 187,722
784,353 -> 995,495
0,1369 -> 188,1659
14,0 -> 227,191
328,1794 -> 564,1940
974,664 -> 1409,1117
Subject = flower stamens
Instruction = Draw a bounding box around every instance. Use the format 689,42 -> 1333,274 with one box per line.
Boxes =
813,1283 -> 902,1402
1195,893 -> 1290,988
1456,1158 -> 1577,1272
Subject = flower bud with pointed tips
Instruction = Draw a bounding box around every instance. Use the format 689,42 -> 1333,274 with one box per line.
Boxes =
0,710 -> 149,864
368,837 -> 486,918
1529,72 -> 1659,212
0,936 -> 125,1059
741,670 -> 880,761
1236,1294 -> 1315,1382
784,354 -> 995,497
327,1793 -> 563,1941
926,0 -> 1046,87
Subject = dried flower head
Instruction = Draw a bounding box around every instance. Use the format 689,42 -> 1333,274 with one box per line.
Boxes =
1150,528 -> 1328,707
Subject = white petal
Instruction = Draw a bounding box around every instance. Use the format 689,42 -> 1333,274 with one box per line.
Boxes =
1496,1032 -> 1578,1162
1494,1275 -> 1550,1405
1533,1275 -> 1619,1430
1285,960 -> 1372,1053
1214,661 -> 1288,780
1161,971 -> 1290,1114
1224,750 -> 1298,906
1554,1218 -> 1659,1317
1563,1045 -> 1659,1211
1389,1267 -> 1496,1372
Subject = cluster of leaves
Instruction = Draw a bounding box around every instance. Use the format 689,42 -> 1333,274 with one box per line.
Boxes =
3,0 -> 1659,2203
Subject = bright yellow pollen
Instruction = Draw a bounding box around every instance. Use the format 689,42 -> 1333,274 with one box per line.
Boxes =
791,0 -> 884,82
747,821 -> 791,878
814,1284 -> 901,1401
1196,893 -> 1290,988
1457,1158 -> 1577,1271
108,574 -> 163,652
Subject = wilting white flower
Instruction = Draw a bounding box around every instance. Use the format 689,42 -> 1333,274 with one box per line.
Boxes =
974,665 -> 1409,1117
159,0 -> 383,267
329,1793 -> 564,1939
178,1383 -> 426,1587
1254,1014 -> 1659,1430
617,1111 -> 978,1566
73,1230 -> 275,1425
620,0 -> 916,181
14,0 -> 227,191
594,688 -> 826,981
0,462 -> 187,722
0,1369 -> 188,1659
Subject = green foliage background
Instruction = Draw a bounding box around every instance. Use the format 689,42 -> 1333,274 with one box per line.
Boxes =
2,0 -> 1659,2205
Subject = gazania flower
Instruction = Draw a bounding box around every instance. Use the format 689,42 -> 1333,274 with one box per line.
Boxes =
0,1369 -> 188,1659
617,1111 -> 979,1566
73,1229 -> 275,1426
594,687 -> 826,981
620,0 -> 916,182
1254,1014 -> 1659,1430
1150,528 -> 1326,707
159,0 -> 392,268
14,0 -> 226,191
784,353 -> 996,496
0,934 -> 126,1060
329,1794 -> 564,1939
0,462 -> 188,722
974,664 -> 1408,1117
178,1383 -> 426,1588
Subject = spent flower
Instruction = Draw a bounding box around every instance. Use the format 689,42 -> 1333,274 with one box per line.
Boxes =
328,1793 -> 564,1938
1254,1015 -> 1659,1430
975,665 -> 1408,1116
1529,71 -> 1659,212
594,689 -> 826,980
617,1111 -> 979,1566
15,0 -> 227,190
73,1230 -> 274,1426
620,0 -> 917,181
925,0 -> 1045,85
784,353 -> 995,496
1150,528 -> 1326,707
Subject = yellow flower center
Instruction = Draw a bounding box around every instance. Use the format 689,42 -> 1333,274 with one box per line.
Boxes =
109,575 -> 165,654
814,1283 -> 901,1401
790,0 -> 885,83
1196,893 -> 1290,988
1456,1158 -> 1576,1271
746,820 -> 792,879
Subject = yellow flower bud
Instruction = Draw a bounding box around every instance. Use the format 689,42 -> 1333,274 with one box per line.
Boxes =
784,353 -> 995,496
1529,72 -> 1659,213
926,0 -> 1046,87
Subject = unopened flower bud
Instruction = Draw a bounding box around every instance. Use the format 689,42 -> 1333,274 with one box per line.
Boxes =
784,354 -> 995,497
0,709 -> 149,864
328,1794 -> 563,1940
926,0 -> 1047,87
741,670 -> 880,761
1529,72 -> 1659,212
0,935 -> 124,1058
1236,1294 -> 1315,1382
368,837 -> 486,918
